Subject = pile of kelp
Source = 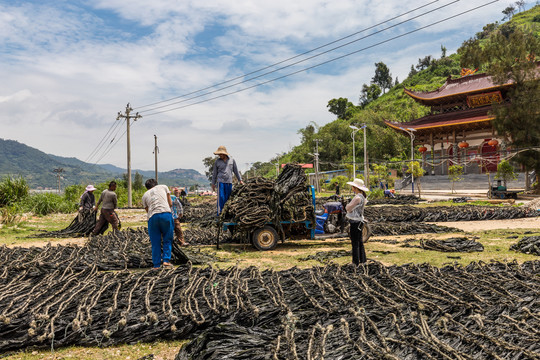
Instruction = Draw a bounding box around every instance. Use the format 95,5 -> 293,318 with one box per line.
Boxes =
1,259 -> 539,359
367,194 -> 420,205
220,164 -> 314,233
420,237 -> 484,252
510,236 -> 540,256
365,205 -> 538,222
370,222 -> 461,236
30,210 -> 97,238
2,228 -> 189,272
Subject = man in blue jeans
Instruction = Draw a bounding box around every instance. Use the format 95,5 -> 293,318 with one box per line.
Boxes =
142,179 -> 174,269
211,145 -> 244,215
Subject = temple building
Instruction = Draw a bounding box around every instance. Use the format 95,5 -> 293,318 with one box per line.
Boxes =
384,66 -> 537,175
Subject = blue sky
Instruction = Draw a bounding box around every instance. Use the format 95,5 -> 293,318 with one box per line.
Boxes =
0,0 -> 525,177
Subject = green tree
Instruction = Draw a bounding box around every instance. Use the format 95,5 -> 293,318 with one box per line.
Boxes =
133,172 -> 144,191
460,27 -> 540,191
359,84 -> 381,108
327,98 -> 356,119
502,5 -> 516,20
495,160 -> 517,187
371,164 -> 390,188
372,62 -> 393,94
202,156 -> 217,182
448,165 -> 464,194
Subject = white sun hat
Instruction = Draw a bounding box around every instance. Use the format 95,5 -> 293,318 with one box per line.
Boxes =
346,178 -> 369,192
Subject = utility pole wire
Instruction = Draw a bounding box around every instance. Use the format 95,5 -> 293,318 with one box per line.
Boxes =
137,0 -> 460,115
141,0 -> 498,117
133,0 -> 442,112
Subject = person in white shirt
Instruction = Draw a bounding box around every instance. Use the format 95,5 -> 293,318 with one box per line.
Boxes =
141,179 -> 174,269
345,178 -> 370,265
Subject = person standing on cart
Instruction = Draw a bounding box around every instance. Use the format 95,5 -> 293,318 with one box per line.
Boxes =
345,178 -> 369,265
211,145 -> 244,215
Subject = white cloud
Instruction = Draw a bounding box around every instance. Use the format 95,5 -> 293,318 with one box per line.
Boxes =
0,0 -> 520,179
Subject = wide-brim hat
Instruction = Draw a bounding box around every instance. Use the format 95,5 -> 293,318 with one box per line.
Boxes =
85,185 -> 96,192
213,145 -> 230,156
346,178 -> 369,192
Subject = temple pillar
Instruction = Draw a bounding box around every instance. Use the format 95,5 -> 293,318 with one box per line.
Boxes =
430,133 -> 435,175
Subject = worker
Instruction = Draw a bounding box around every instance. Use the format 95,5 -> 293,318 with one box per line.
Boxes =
171,187 -> 187,246
79,184 -> 97,212
142,179 -> 174,269
211,145 -> 244,215
345,178 -> 370,265
91,181 -> 119,235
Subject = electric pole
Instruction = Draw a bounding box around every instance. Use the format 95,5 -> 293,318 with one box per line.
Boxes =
117,103 -> 142,207
53,168 -> 64,194
154,135 -> 159,182
314,139 -> 322,193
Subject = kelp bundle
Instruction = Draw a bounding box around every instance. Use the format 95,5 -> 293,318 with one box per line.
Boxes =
420,237 -> 484,252
1,228 -> 188,272
1,260 -> 540,358
510,236 -> 540,256
219,164 -> 315,232
30,210 -> 97,238
365,205 -> 539,223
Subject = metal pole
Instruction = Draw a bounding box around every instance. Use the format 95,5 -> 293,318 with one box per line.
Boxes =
352,131 -> 356,178
154,135 -> 158,182
410,133 -> 414,194
363,124 -> 368,186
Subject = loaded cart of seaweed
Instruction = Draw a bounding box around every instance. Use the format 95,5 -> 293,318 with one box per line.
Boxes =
218,164 -> 316,250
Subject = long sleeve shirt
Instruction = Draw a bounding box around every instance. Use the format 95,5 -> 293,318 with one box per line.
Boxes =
79,192 -> 95,210
345,193 -> 367,222
212,156 -> 242,186
171,195 -> 183,220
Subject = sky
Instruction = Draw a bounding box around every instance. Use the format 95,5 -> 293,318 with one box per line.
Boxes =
0,0 -> 526,177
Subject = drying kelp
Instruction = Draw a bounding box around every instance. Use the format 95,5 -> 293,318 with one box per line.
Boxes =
420,237 -> 484,252
175,260 -> 540,359
367,194 -> 420,205
219,164 -> 315,233
30,210 -> 97,238
369,222 -> 462,236
2,260 -> 540,358
510,236 -> 540,256
365,205 -> 538,223
183,201 -> 216,224
1,228 -> 190,273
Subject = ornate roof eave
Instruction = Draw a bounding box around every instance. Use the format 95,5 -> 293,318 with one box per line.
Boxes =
383,115 -> 495,136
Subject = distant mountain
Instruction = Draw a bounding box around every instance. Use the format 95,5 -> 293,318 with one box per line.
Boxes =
0,138 -> 208,189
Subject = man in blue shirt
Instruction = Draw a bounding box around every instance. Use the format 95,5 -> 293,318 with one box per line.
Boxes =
211,145 -> 243,214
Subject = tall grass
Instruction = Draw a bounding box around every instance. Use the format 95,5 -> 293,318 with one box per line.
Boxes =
20,193 -> 77,216
0,176 -> 29,206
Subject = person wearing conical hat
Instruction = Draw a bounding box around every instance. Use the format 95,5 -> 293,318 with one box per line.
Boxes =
211,145 -> 243,215
79,184 -> 97,212
345,178 -> 370,265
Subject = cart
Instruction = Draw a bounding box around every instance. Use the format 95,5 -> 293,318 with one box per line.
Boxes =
220,185 -> 316,251
487,180 -> 521,199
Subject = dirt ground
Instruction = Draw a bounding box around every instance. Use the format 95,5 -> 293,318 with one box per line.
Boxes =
432,216 -> 540,232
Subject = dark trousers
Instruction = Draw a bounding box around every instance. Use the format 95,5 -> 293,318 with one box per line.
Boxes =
173,218 -> 185,244
349,221 -> 366,265
92,209 -> 119,235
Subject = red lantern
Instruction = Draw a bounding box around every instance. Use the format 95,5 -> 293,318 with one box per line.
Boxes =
418,146 -> 428,153
488,139 -> 499,147
458,141 -> 469,148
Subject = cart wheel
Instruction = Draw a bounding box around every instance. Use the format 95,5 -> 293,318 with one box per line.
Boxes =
252,226 -> 278,251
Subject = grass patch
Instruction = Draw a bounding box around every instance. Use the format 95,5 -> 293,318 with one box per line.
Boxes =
2,340 -> 186,360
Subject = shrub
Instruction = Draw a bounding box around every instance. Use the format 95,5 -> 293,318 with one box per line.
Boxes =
21,193 -> 77,216
0,176 -> 29,207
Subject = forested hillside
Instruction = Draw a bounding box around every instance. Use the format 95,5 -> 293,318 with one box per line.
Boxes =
0,139 -> 209,189
249,4 -> 540,181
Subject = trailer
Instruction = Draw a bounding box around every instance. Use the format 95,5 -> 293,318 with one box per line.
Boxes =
220,185 -> 316,251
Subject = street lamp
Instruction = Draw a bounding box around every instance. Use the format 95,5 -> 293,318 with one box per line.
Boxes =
399,127 -> 416,194
349,124 -> 367,180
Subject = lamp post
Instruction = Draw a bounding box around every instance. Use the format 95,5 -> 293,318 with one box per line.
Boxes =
399,127 -> 416,194
349,124 -> 367,180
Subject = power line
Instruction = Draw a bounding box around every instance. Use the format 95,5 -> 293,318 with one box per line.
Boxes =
85,120 -> 123,163
137,0 -> 460,115
133,0 -> 443,112
92,119 -> 127,165
141,0 -> 498,117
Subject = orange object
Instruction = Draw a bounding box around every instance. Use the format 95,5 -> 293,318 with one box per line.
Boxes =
418,146 -> 428,153
488,139 -> 499,146
458,141 -> 469,148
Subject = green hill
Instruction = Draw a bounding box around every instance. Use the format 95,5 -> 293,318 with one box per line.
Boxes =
271,5 -> 540,178
0,138 -> 208,189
